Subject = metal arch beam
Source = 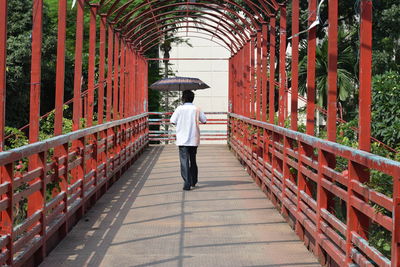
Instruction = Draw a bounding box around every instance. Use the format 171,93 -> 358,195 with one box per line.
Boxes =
105,0 -> 122,16
136,24 -> 238,53
107,0 -> 275,24
142,32 -> 233,54
129,14 -> 244,48
116,2 -> 253,36
112,1 -> 251,29
112,2 -> 258,36
131,20 -> 241,52
140,30 -> 233,55
137,25 -> 237,54
130,14 -> 246,49
124,9 -> 250,44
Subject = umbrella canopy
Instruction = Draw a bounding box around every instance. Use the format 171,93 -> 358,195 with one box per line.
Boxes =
149,76 -> 210,91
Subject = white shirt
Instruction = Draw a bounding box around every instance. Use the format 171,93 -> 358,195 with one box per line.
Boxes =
170,103 -> 207,146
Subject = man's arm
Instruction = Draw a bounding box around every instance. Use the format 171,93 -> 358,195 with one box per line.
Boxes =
199,110 -> 207,124
170,109 -> 179,125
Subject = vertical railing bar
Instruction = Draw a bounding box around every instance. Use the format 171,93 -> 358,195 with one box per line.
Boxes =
278,6 -> 286,127
119,41 -> 125,118
358,0 -> 372,152
269,18 -> 276,124
250,35 -> 255,119
27,2 -> 45,262
327,0 -> 338,142
393,168 -> 400,266
98,15 -> 106,125
87,4 -> 98,127
54,0 -> 67,137
290,0 -> 299,131
113,33 -> 120,120
0,0 -> 7,152
135,48 -> 138,115
106,24 -> 113,122
72,0 -> 84,131
0,163 -> 14,265
261,24 -> 268,122
0,2 -> 8,250
256,30 -> 262,121
306,0 -> 317,136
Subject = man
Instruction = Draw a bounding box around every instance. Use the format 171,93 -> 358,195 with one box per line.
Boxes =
170,90 -> 207,191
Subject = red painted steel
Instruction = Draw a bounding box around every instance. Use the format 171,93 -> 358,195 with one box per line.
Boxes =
278,6 -> 286,126
142,32 -> 234,54
87,4 -> 98,127
0,0 -> 7,252
29,0 -> 43,145
27,2 -> 44,254
72,0 -> 84,131
229,113 -> 398,267
256,31 -> 262,121
0,0 -> 7,151
149,112 -> 228,142
113,33 -> 120,119
147,58 -> 229,61
119,41 -> 125,118
136,23 -> 239,54
126,10 -> 248,46
98,15 -> 107,124
106,24 -> 114,122
327,0 -> 338,142
261,24 -> 268,122
358,0 -> 373,153
269,18 -> 276,124
0,114 -> 148,266
250,35 -> 255,118
0,0 -> 397,266
290,0 -> 299,131
306,0 -> 317,136
54,0 -> 67,137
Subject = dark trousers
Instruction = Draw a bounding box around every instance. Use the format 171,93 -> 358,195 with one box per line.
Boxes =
178,146 -> 198,188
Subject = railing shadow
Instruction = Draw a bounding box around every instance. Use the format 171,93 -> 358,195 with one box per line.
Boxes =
40,146 -> 164,267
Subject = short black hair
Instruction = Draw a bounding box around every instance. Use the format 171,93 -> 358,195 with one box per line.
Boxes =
182,90 -> 194,103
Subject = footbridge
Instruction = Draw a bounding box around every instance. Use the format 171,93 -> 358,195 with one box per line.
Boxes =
0,1 -> 399,267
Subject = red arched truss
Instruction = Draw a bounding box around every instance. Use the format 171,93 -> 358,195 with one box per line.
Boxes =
124,9 -> 250,44
143,32 -> 233,54
0,1 -> 397,267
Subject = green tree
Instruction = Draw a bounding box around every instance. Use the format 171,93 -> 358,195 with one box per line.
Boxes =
7,0 -> 75,128
371,71 -> 400,149
297,27 -> 357,110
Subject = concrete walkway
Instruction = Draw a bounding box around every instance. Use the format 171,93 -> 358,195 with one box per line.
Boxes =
41,145 -> 320,267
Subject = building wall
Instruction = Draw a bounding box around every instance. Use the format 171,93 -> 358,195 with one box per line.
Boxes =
168,36 -> 230,144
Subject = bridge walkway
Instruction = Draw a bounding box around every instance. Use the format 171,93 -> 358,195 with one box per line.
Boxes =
40,145 -> 319,267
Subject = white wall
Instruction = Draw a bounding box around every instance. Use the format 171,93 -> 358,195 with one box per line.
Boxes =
168,36 -> 231,144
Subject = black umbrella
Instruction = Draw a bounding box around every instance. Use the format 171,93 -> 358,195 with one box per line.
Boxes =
149,76 -> 210,91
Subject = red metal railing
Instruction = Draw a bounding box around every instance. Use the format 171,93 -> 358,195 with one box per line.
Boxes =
0,113 -> 148,266
148,112 -> 228,142
229,113 -> 400,266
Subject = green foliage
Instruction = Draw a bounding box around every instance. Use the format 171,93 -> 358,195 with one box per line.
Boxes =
372,2 -> 400,74
371,71 -> 400,148
297,27 -> 357,109
7,0 -> 75,128
4,127 -> 28,150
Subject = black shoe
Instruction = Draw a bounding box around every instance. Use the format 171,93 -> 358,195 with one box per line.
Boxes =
183,186 -> 191,191
191,183 -> 197,188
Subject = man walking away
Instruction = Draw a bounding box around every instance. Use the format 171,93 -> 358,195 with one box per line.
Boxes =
170,90 -> 207,191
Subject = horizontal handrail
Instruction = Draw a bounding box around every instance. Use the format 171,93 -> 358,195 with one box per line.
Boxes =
0,113 -> 147,165
149,111 -> 228,142
228,112 -> 400,266
0,112 -> 149,266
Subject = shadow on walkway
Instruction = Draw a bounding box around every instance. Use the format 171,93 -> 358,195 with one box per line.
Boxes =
41,145 -> 320,267
41,146 -> 164,266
